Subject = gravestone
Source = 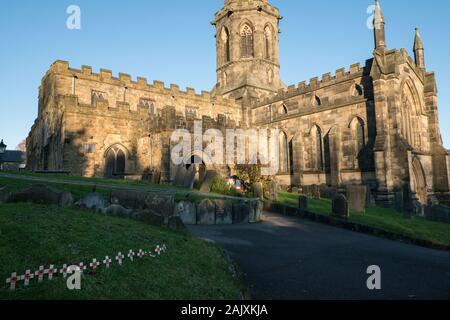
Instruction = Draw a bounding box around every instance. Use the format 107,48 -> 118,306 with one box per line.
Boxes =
75,192 -> 108,210
248,200 -> 263,223
101,204 -> 133,217
151,170 -> 161,184
111,189 -> 149,209
176,201 -> 197,225
332,194 -> 349,218
168,216 -> 186,231
200,170 -> 218,193
173,166 -> 188,187
144,193 -> 175,220
346,185 -> 367,213
269,180 -> 278,202
9,185 -> 74,207
197,199 -> 216,225
183,165 -> 196,189
252,182 -> 264,200
232,202 -> 251,224
298,195 -> 308,211
311,184 -> 321,199
214,199 -> 233,224
0,186 -> 11,203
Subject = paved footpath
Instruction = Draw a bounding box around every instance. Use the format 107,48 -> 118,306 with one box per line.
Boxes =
189,213 -> 450,300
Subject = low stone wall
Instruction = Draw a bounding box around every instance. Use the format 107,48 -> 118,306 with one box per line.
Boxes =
177,199 -> 263,225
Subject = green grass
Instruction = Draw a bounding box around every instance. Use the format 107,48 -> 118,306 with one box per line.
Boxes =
0,203 -> 244,300
277,192 -> 450,247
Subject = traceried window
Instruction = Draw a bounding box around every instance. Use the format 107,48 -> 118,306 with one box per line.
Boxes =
240,24 -> 254,58
83,144 -> 96,154
139,98 -> 156,115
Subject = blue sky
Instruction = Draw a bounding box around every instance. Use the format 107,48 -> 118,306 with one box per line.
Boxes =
0,0 -> 449,149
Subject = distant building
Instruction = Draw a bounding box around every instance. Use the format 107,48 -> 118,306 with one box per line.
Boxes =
0,150 -> 26,171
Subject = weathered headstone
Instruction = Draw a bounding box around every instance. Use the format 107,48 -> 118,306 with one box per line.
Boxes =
101,204 -> 133,217
269,180 -> 278,202
252,182 -> 264,200
176,201 -> 197,225
248,200 -> 263,223
214,199 -> 233,224
151,170 -> 161,184
75,192 -> 108,210
144,193 -> 175,219
332,194 -> 349,218
173,166 -> 188,187
298,195 -> 308,211
311,184 -> 321,199
0,186 -> 12,203
168,216 -> 186,231
197,199 -> 215,224
200,170 -> 218,193
232,202 -> 251,224
346,185 -> 367,213
9,185 -> 74,207
183,165 -> 196,189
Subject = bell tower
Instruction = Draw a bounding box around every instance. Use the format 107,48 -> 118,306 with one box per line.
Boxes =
212,0 -> 284,102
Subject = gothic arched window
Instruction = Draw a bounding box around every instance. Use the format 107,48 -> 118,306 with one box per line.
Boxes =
221,27 -> 231,63
264,26 -> 272,60
240,24 -> 254,58
310,125 -> 323,171
350,117 -> 366,169
279,131 -> 289,174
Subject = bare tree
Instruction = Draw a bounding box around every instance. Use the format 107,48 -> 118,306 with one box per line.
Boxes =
16,139 -> 26,152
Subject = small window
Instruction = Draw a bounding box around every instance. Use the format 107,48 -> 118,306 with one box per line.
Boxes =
353,84 -> 363,97
83,144 -> 96,154
92,90 -> 107,104
279,104 -> 288,115
313,95 -> 322,107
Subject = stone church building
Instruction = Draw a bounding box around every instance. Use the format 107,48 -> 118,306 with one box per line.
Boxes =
27,0 -> 450,207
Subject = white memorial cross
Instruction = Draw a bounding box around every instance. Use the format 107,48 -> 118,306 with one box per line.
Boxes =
155,245 -> 162,255
137,249 -> 144,258
78,262 -> 87,273
20,270 -> 34,286
47,265 -> 58,280
128,250 -> 135,261
35,266 -> 45,282
60,264 -> 69,278
90,259 -> 100,270
6,273 -> 18,290
103,256 -> 112,268
116,252 -> 125,265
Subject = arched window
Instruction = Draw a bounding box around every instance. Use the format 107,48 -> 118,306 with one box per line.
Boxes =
313,95 -> 322,107
221,27 -> 231,63
279,131 -> 289,174
104,145 -> 126,178
279,104 -> 288,115
264,26 -> 272,59
310,125 -> 323,171
350,117 -> 366,168
240,24 -> 254,58
353,84 -> 363,97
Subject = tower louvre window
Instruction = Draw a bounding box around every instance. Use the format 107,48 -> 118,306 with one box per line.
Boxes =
240,24 -> 254,58
264,26 -> 272,59
221,27 -> 231,63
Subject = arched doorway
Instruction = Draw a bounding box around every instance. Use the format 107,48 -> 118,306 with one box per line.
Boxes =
411,158 -> 427,204
104,145 -> 126,178
185,154 -> 207,184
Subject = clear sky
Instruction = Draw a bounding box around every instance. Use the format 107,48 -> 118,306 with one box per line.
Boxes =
0,0 -> 449,149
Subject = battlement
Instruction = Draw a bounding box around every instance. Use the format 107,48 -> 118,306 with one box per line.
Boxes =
215,0 -> 280,20
259,61 -> 367,106
49,60 -> 237,105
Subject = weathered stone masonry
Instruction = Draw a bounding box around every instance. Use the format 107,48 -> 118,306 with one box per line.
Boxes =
27,0 -> 450,208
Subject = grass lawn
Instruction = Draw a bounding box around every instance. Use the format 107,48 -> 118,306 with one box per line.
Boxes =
0,203 -> 244,300
277,192 -> 450,247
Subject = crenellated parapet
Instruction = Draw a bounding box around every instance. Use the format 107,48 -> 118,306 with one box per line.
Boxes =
256,61 -> 370,107
48,60 -> 239,106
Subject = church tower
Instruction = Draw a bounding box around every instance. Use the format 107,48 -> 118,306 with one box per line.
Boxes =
212,0 -> 284,102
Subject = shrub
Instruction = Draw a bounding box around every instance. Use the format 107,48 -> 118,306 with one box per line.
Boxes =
211,176 -> 241,197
